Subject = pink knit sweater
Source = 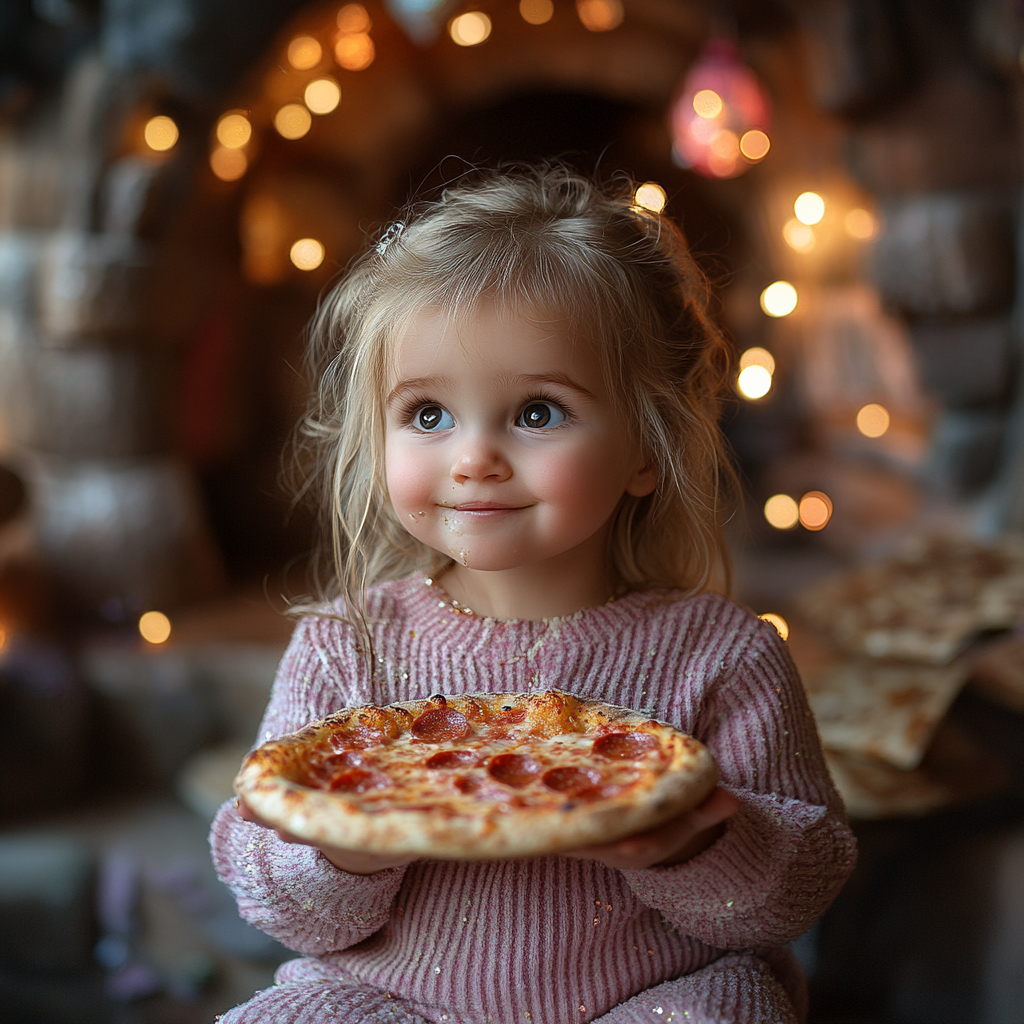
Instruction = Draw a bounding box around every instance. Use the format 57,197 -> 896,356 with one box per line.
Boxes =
211,577 -> 856,1024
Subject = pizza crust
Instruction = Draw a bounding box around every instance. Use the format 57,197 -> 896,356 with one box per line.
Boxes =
234,690 -> 718,860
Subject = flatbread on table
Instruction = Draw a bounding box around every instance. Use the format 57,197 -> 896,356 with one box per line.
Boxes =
234,689 -> 718,860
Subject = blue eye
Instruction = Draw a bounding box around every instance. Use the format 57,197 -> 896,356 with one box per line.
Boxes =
517,402 -> 566,429
414,405 -> 455,431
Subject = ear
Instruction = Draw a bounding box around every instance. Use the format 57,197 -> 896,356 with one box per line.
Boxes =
625,461 -> 658,498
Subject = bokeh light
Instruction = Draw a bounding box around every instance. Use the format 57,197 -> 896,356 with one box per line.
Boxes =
450,11 -> 492,45
845,207 -> 878,240
520,0 -> 554,24
740,347 -> 775,374
764,494 -> 800,530
337,3 -> 371,32
335,32 -> 375,69
856,403 -> 891,438
633,182 -> 666,213
739,129 -> 770,160
692,89 -> 723,118
794,191 -> 825,226
783,218 -> 816,253
0,625 -> 6,652
305,76 -> 341,114
290,238 -> 326,270
287,35 -> 323,70
738,365 -> 772,400
143,115 -> 178,152
799,491 -> 833,531
139,611 -> 172,644
274,103 -> 313,139
758,612 -> 790,641
760,281 -> 798,317
216,112 -> 252,149
210,146 -> 248,181
576,0 -> 624,31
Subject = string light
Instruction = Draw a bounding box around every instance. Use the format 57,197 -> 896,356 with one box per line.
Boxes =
335,32 -> 375,69
210,146 -> 247,181
576,0 -> 623,31
139,611 -> 172,644
794,191 -> 825,226
692,89 -> 723,118
760,281 -> 798,317
758,612 -> 790,640
337,3 -> 370,33
274,103 -> 312,139
845,208 -> 877,240
449,11 -> 491,45
633,182 -> 666,213
737,365 -> 772,399
764,494 -> 799,530
143,115 -> 178,152
520,0 -> 554,24
216,112 -> 252,149
856,403 -> 890,438
739,129 -> 770,160
799,491 -> 833,531
740,347 -> 775,374
305,76 -> 341,114
287,35 -> 323,70
783,219 -> 815,253
290,238 -> 325,270
0,625 -> 6,652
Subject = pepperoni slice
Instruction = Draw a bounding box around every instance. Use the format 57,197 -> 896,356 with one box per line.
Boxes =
425,750 -> 479,769
322,750 -> 366,769
412,707 -> 471,743
455,775 -> 484,794
592,731 -> 659,759
487,753 -> 542,788
327,768 -> 390,794
541,766 -> 602,794
574,783 -> 625,802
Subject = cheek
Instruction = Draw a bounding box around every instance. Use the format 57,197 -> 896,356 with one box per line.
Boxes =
530,440 -> 632,512
385,439 -> 438,513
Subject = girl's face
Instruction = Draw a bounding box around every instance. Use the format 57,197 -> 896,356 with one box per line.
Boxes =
384,299 -> 656,578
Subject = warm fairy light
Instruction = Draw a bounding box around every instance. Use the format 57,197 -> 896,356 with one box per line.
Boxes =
290,238 -> 325,270
633,182 -> 666,213
692,89 -> 724,119
764,494 -> 800,530
737,365 -> 772,400
305,76 -> 341,114
576,0 -> 623,32
759,613 -> 790,641
0,625 -> 6,652
287,35 -> 323,70
139,611 -> 172,645
210,146 -> 248,181
856,403 -> 890,438
520,0 -> 554,24
799,491 -> 833,531
335,32 -> 375,69
845,208 -> 878,240
274,103 -> 312,139
449,11 -> 492,45
143,115 -> 178,152
337,3 -> 370,33
739,129 -> 770,160
760,281 -> 798,317
794,191 -> 825,226
216,113 -> 252,150
740,347 -> 775,375
783,218 -> 816,253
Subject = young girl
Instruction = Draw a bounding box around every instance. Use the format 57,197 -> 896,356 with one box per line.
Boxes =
211,165 -> 856,1024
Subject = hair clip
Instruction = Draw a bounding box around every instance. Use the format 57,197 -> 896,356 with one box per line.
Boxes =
375,220 -> 406,256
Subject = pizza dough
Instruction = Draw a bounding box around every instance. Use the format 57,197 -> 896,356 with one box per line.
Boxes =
234,689 -> 718,860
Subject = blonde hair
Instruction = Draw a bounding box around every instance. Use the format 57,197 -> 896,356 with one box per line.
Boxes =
294,164 -> 736,641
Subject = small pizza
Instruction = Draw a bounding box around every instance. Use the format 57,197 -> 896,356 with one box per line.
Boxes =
234,689 -> 718,860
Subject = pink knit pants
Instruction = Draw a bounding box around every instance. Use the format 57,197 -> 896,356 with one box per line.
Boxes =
217,953 -> 800,1024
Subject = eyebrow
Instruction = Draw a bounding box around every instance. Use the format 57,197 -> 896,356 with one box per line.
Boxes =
386,372 -> 598,406
386,375 -> 456,406
506,372 -> 598,401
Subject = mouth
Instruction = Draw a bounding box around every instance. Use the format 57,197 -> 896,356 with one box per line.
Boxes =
443,502 -> 527,513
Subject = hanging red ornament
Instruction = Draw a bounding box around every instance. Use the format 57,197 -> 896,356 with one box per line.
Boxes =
669,39 -> 772,179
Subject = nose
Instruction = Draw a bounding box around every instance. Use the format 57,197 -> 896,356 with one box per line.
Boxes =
450,433 -> 512,485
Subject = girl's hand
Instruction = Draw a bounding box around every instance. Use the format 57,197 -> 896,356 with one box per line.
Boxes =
561,786 -> 740,871
236,797 -> 417,875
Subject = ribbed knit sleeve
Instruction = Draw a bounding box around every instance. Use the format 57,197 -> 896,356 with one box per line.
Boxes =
209,615 -> 409,955
618,620 -> 857,950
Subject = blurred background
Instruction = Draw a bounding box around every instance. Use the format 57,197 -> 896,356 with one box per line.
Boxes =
0,1 -> 1021,1021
